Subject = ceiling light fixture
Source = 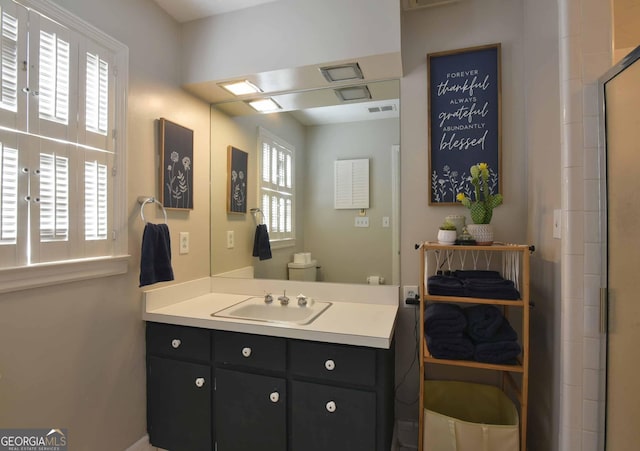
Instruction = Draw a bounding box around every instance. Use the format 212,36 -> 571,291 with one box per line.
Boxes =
219,80 -> 262,96
334,85 -> 372,102
320,62 -> 364,83
246,98 -> 282,113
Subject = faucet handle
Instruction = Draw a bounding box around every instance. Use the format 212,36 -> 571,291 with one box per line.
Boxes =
264,292 -> 273,304
297,294 -> 308,307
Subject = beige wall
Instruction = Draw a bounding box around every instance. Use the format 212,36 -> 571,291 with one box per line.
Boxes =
0,0 -> 211,449
210,108 -> 307,277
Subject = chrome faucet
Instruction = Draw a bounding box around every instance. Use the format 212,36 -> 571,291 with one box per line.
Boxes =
278,290 -> 289,305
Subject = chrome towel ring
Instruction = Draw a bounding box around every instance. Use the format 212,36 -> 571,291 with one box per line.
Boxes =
138,196 -> 168,224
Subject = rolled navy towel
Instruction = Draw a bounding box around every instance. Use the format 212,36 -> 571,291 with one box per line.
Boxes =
465,304 -> 504,341
425,303 -> 467,337
426,335 -> 475,360
474,340 -> 521,364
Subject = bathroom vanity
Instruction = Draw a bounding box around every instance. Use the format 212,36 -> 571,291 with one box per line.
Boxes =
143,277 -> 398,451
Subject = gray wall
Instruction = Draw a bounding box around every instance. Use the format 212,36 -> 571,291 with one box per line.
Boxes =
305,119 -> 398,285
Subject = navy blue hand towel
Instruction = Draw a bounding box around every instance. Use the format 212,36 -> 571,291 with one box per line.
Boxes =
427,275 -> 465,296
139,223 -> 174,287
252,224 -> 272,260
424,303 -> 467,337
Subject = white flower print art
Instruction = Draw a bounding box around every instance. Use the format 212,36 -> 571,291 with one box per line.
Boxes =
160,119 -> 194,209
227,146 -> 248,214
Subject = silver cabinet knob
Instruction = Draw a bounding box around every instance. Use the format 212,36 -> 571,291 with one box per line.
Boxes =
325,359 -> 335,371
270,391 -> 280,403
326,401 -> 336,413
242,347 -> 252,357
195,377 -> 205,388
171,339 -> 181,349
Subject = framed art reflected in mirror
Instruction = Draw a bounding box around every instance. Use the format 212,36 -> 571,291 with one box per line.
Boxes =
227,146 -> 248,214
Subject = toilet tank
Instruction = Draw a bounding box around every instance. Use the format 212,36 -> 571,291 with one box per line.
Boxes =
287,260 -> 317,281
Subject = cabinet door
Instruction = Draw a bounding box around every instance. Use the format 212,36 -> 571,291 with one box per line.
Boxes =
215,368 -> 286,451
147,356 -> 212,451
291,380 -> 376,451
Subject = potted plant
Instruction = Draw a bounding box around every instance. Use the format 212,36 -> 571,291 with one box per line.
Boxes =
456,162 -> 503,245
437,220 -> 458,245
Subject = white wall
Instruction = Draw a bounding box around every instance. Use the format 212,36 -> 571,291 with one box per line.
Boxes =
0,1 -> 211,449
181,0 -> 401,84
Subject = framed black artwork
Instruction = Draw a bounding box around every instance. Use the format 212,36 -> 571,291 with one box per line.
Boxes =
227,146 -> 248,214
160,118 -> 194,210
428,43 -> 502,205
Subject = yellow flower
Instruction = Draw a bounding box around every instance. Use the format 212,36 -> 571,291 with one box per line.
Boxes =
456,193 -> 466,202
478,162 -> 488,171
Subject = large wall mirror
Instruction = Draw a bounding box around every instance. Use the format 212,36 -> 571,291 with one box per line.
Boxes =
209,79 -> 400,285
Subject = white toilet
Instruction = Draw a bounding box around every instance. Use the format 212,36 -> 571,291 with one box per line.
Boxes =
287,260 -> 318,281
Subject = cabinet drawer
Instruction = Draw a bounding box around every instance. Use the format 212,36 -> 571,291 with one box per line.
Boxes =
146,322 -> 211,362
214,330 -> 286,372
290,340 -> 376,386
291,380 -> 376,451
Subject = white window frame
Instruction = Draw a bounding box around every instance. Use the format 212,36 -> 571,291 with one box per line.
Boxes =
257,126 -> 295,249
0,0 -> 128,294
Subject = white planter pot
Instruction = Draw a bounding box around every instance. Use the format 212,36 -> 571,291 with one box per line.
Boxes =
437,229 -> 457,245
466,224 -> 494,246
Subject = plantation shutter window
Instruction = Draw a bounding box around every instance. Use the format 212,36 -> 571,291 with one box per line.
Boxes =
84,159 -> 108,241
0,139 -> 17,244
85,51 -> 108,136
0,0 -> 128,287
0,9 -> 18,113
38,28 -> 70,125
39,151 -> 69,241
258,127 -> 294,245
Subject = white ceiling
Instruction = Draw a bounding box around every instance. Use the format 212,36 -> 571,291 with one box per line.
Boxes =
153,0 -> 281,23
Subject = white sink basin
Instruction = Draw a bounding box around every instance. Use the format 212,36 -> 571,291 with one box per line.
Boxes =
212,296 -> 332,325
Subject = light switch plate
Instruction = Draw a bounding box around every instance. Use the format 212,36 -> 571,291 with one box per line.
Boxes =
355,217 -> 369,228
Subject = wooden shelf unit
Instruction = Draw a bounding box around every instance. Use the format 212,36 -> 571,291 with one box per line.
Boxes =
417,242 -> 532,451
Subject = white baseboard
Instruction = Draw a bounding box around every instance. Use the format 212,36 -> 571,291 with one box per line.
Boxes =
125,435 -> 160,451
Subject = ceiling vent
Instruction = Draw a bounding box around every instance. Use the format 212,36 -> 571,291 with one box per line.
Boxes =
368,104 -> 397,114
402,0 -> 461,10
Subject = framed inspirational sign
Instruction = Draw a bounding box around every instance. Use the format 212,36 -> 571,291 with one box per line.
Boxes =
428,43 -> 502,205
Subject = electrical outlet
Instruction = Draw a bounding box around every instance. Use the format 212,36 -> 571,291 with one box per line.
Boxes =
403,285 -> 419,307
179,232 -> 189,254
226,230 -> 235,249
382,216 -> 390,228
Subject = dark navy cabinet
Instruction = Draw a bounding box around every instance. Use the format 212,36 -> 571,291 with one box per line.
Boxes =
146,323 -> 212,451
146,322 -> 394,451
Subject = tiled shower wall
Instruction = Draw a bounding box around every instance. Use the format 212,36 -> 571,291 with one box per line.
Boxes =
559,0 -> 610,449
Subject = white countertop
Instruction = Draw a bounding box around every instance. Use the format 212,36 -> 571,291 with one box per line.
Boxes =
143,278 -> 399,349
